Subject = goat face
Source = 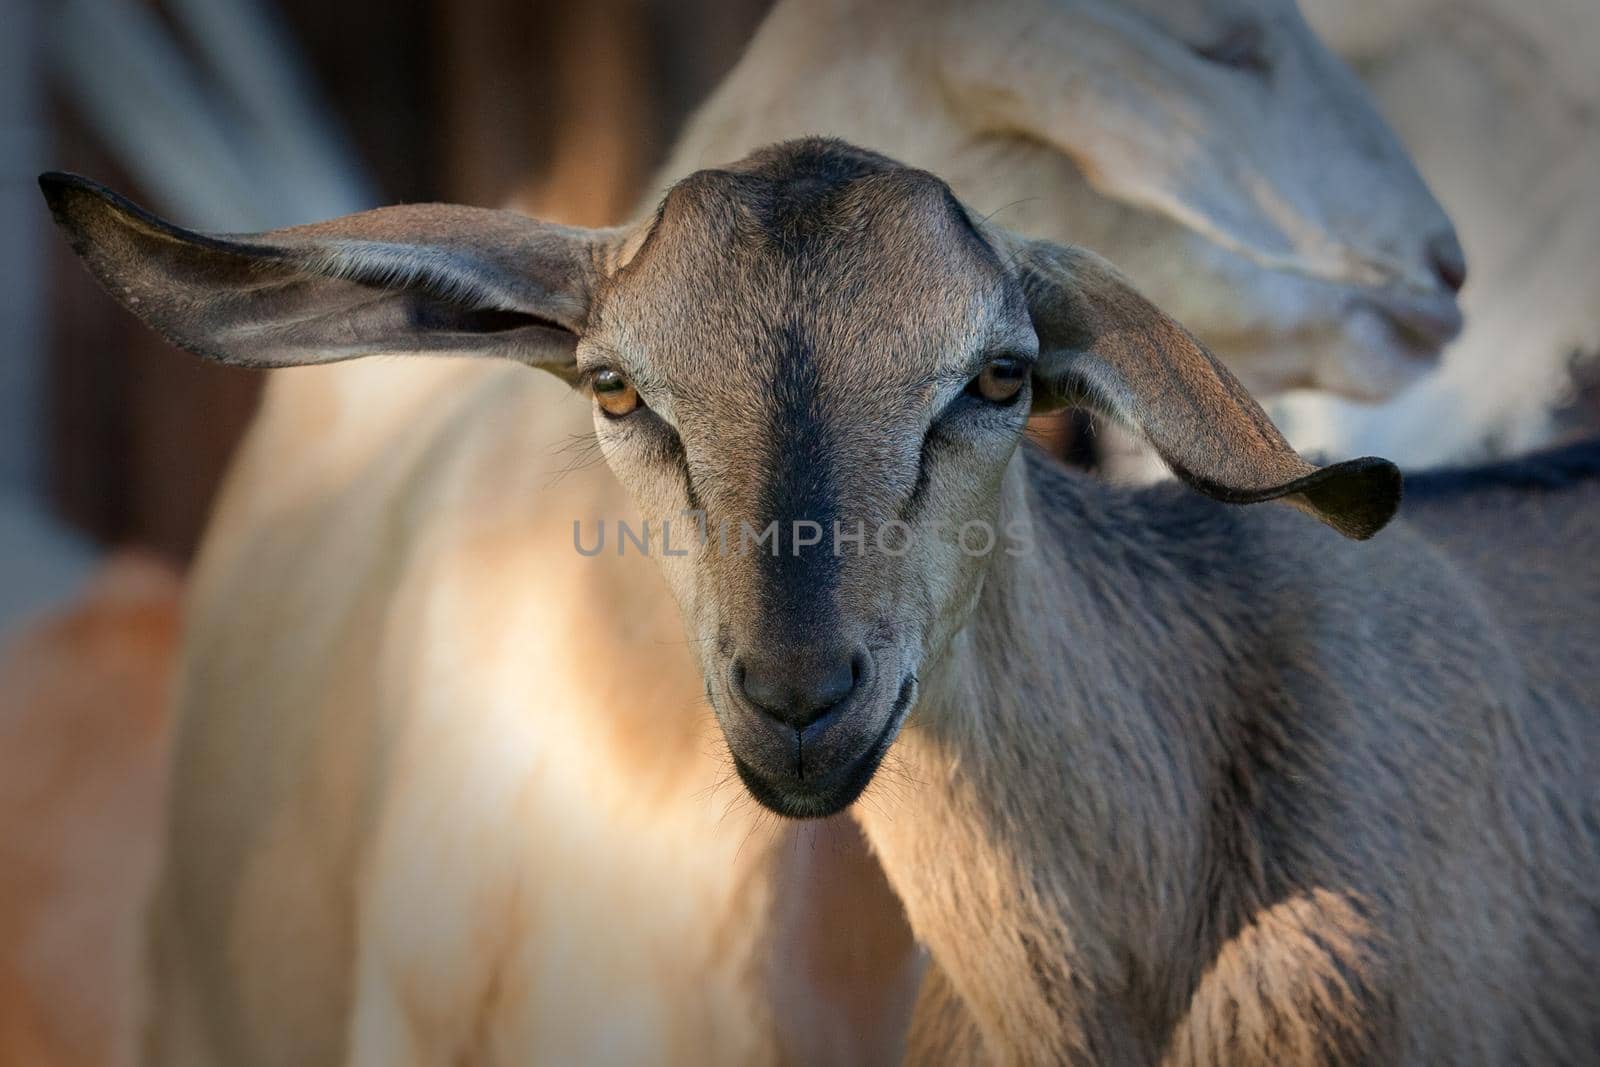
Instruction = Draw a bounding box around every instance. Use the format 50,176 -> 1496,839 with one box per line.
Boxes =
42,139 -> 1399,818
1025,0 -> 1466,399
1070,0 -> 1469,397
583,149 -> 1040,816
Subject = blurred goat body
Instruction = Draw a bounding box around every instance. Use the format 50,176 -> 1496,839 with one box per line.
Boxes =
86,0 -> 1471,1062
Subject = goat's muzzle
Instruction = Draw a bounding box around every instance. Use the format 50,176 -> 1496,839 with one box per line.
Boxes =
716,647 -> 915,819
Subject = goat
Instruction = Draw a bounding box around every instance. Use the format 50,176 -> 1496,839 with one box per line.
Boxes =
1280,0 -> 1600,465
45,137 -> 1599,1065
46,1 -> 1469,1062
662,0 -> 1465,404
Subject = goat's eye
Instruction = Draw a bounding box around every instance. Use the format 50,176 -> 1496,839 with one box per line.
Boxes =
592,369 -> 641,418
1194,22 -> 1271,76
967,357 -> 1028,405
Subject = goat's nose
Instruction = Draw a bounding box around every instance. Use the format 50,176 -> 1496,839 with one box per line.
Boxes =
1426,230 -> 1467,294
734,647 -> 867,728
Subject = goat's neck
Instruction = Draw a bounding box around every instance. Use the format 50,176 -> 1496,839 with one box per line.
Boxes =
858,449 -> 1270,1061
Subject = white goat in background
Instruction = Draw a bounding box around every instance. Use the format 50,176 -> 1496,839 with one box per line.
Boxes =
1282,0 -> 1600,464
665,0 -> 1464,402
77,1 -> 1464,1063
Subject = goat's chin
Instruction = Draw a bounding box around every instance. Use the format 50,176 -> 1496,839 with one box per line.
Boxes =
730,749 -> 884,819
1224,328 -> 1446,406
1311,312 -> 1452,402
723,676 -> 917,820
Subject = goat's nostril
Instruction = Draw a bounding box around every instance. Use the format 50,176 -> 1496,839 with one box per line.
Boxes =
1426,231 -> 1467,294
813,656 -> 858,711
735,647 -> 867,728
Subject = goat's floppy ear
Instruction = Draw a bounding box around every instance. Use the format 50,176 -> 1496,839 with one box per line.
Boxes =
40,173 -> 618,381
1011,238 -> 1400,540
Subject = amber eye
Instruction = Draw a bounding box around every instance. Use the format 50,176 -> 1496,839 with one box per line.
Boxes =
968,357 -> 1028,405
592,369 -> 641,418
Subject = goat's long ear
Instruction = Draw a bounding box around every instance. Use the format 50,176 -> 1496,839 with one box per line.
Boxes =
40,173 -> 618,381
1011,238 -> 1400,540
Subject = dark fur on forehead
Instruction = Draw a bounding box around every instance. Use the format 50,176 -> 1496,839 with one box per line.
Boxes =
651,137 -> 996,262
729,137 -> 902,190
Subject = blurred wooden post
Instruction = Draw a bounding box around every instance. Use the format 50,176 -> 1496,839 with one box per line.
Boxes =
2,0 -> 47,499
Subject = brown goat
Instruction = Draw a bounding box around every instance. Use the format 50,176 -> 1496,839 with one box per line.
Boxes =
43,140 -> 1600,1064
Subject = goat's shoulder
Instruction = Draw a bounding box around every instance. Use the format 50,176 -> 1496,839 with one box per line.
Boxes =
1397,438 -> 1600,704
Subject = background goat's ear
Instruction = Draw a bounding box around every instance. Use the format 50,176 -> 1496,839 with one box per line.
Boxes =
39,173 -> 617,381
1011,238 -> 1401,540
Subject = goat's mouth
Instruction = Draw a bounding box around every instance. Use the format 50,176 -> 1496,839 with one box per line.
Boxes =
726,675 -> 917,819
1349,291 -> 1463,363
1312,293 -> 1463,401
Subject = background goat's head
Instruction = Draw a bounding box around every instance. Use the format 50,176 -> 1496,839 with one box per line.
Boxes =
675,0 -> 1466,399
42,140 -> 1397,817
